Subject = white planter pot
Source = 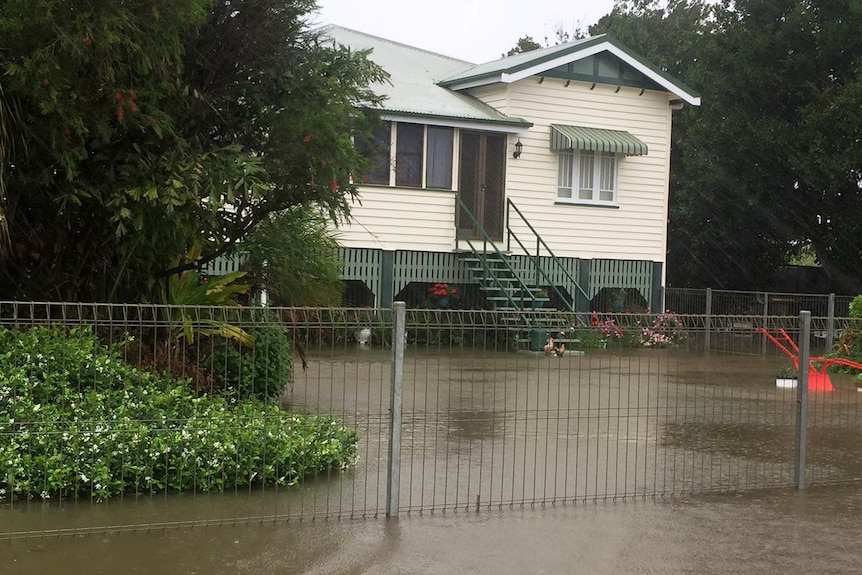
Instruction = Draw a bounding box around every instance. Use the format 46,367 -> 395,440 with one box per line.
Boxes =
776,378 -> 798,389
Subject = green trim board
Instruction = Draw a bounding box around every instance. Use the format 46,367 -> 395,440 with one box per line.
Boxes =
550,124 -> 648,156
439,34 -> 700,106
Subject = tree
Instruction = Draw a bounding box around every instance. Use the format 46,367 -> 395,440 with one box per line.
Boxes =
242,205 -> 344,306
592,0 -> 862,291
505,36 -> 542,57
0,0 -> 387,301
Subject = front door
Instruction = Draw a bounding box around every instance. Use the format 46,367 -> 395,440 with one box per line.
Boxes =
457,132 -> 506,241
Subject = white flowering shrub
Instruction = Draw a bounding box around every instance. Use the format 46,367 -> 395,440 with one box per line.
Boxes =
0,326 -> 357,501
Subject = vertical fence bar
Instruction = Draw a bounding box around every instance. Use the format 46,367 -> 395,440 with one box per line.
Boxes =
705,288 -> 712,354
387,302 -> 406,517
795,310 -> 810,490
826,293 -> 836,353
760,292 -> 769,357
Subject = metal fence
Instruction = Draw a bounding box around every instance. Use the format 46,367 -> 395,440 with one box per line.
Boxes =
1,302 -> 861,539
665,287 -> 854,319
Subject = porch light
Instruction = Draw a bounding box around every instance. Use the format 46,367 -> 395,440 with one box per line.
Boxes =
513,139 -> 523,159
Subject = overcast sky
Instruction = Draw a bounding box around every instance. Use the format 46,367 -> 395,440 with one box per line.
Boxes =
314,0 -> 619,64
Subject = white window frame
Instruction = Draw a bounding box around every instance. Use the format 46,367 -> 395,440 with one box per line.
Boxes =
556,150 -> 618,206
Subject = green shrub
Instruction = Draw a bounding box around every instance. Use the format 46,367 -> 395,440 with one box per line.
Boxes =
208,309 -> 293,400
0,326 -> 356,502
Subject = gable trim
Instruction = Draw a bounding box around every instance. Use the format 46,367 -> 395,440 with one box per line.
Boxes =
443,39 -> 701,107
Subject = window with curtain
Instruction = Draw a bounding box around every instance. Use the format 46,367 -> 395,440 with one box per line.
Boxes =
425,126 -> 454,189
557,150 -> 617,205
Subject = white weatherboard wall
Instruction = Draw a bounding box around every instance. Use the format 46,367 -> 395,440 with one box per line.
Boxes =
474,79 -> 673,264
335,186 -> 456,252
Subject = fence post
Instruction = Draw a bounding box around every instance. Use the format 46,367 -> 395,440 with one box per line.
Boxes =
704,288 -> 712,354
795,310 -> 811,490
826,293 -> 836,352
760,292 -> 769,357
386,301 -> 406,517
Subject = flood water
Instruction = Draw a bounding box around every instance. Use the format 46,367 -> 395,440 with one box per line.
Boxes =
5,486 -> 862,574
3,348 -> 862,573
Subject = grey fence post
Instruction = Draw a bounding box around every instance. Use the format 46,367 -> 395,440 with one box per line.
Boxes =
795,310 -> 811,490
760,292 -> 769,356
826,293 -> 836,352
704,288 -> 712,354
386,301 -> 406,517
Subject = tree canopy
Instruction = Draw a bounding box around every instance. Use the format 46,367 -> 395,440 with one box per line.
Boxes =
0,0 -> 386,301
591,0 -> 862,291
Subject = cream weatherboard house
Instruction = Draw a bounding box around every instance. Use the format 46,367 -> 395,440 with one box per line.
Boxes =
327,26 -> 700,312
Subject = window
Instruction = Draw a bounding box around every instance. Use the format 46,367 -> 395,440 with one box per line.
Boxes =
557,150 -> 617,205
356,122 -> 455,189
356,123 -> 391,185
425,126 -> 454,189
395,123 -> 423,186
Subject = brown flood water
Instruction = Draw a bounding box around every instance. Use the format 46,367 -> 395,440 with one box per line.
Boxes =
3,349 -> 862,573
4,486 -> 862,574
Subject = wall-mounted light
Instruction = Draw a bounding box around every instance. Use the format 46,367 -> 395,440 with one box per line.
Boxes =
513,139 -> 523,159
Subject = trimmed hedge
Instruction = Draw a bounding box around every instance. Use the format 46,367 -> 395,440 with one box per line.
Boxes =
0,326 -> 356,501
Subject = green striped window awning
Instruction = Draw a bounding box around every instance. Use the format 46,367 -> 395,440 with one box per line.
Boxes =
549,124 -> 648,156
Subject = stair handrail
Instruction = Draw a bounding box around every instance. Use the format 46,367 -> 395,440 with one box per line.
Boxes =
506,229 -> 574,313
456,196 -> 539,325
506,199 -> 591,311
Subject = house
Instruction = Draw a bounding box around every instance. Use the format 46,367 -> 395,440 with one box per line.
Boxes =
327,26 -> 700,313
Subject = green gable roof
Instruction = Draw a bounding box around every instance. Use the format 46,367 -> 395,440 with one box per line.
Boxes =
440,34 -> 700,106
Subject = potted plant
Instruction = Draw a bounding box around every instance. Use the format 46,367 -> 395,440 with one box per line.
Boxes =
776,364 -> 798,389
427,282 -> 459,308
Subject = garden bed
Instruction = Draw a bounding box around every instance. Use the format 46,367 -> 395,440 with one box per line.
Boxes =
0,326 -> 357,502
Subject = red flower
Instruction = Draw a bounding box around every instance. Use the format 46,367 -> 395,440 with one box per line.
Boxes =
116,106 -> 125,122
303,135 -> 311,142
167,60 -> 174,67
129,100 -> 139,112
329,180 -> 338,192
83,37 -> 92,46
114,91 -> 124,102
42,77 -> 49,85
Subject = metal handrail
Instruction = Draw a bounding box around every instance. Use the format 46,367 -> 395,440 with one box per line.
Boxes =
507,228 -> 575,313
456,197 -> 539,324
506,199 -> 590,309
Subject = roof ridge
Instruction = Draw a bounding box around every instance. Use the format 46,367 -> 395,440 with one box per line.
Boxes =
481,33 -> 606,65
319,24 -> 476,66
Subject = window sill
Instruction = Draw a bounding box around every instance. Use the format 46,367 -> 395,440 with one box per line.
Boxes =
359,183 -> 456,192
555,200 -> 620,209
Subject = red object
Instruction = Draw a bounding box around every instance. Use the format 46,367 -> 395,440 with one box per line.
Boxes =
754,327 -> 862,392
303,135 -> 311,142
83,37 -> 92,46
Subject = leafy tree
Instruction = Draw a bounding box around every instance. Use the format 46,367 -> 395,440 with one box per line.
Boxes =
505,36 -> 542,57
242,205 -> 344,306
0,0 -> 386,301
592,0 -> 862,292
